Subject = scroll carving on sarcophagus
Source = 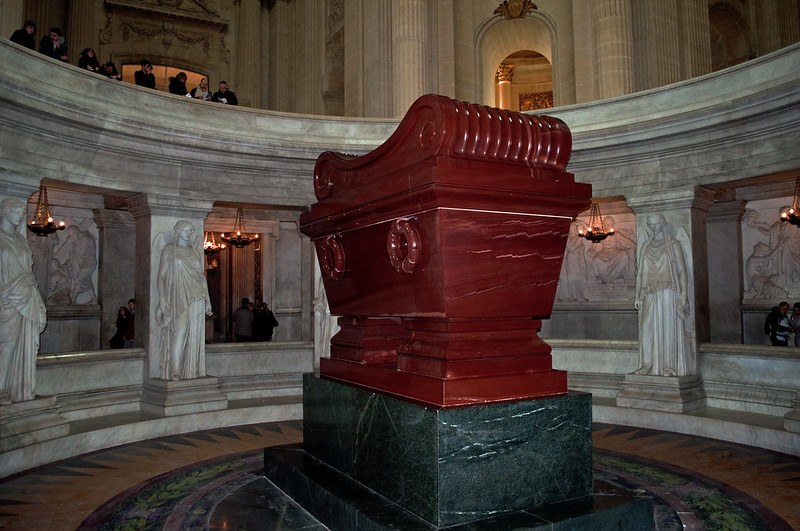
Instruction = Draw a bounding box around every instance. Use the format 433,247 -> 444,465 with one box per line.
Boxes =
300,94 -> 591,407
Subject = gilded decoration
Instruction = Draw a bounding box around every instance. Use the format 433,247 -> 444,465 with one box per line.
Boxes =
496,64 -> 514,83
494,0 -> 538,20
519,91 -> 553,111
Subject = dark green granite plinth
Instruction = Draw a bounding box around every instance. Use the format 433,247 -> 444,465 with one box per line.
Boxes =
263,445 -> 655,530
299,373 -> 595,527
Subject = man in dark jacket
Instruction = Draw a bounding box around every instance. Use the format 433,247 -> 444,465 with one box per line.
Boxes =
39,27 -> 67,62
212,81 -> 238,105
10,21 -> 36,50
134,60 -> 156,89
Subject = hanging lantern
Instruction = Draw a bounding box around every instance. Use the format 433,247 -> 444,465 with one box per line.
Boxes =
203,231 -> 226,254
577,202 -> 614,243
780,177 -> 800,227
220,208 -> 259,248
27,185 -> 66,236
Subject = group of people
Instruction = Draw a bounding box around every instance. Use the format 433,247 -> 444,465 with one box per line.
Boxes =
764,301 -> 800,346
9,22 -> 237,103
232,298 -> 279,342
11,21 -> 124,81
135,60 -> 238,105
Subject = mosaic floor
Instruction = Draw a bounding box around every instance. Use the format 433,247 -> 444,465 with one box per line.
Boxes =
1,421 -> 799,530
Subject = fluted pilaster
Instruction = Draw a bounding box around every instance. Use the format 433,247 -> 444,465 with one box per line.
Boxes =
67,0 -> 94,64
294,0 -> 326,114
679,0 -> 712,79
634,0 -> 681,90
391,0 -> 428,118
268,0 -> 294,112
593,0 -> 634,99
363,0 -> 392,117
235,0 -> 261,107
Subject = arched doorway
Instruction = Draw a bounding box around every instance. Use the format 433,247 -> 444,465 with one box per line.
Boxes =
476,13 -> 559,108
495,50 -> 553,111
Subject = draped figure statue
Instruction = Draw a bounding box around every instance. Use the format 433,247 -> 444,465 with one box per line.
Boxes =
156,220 -> 213,380
0,198 -> 47,402
634,214 -> 693,376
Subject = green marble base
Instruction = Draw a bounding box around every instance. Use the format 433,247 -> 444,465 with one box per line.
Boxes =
263,443 -> 655,530
290,373 -> 615,527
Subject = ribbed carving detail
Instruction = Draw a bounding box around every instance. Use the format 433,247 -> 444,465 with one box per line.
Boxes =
313,94 -> 572,199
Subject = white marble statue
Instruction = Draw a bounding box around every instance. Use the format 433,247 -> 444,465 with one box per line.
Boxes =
634,214 -> 693,376
155,220 -> 213,380
0,198 -> 47,402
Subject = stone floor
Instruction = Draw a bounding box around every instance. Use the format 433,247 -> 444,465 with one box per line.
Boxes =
0,420 -> 798,530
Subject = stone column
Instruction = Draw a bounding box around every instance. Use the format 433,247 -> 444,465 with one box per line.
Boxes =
633,0 -> 681,90
363,0 -> 392,117
617,187 -> 714,412
343,0 -> 364,116
127,194 -> 226,417
391,0 -> 428,118
496,65 -> 513,110
267,0 -> 294,112
706,194 -> 745,343
294,0 -> 326,115
679,0 -> 712,79
235,0 -> 261,108
94,208 -> 136,349
592,0 -> 635,99
67,0 -> 95,64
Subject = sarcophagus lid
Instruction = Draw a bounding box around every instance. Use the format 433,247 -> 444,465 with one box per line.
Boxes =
301,94 -> 590,320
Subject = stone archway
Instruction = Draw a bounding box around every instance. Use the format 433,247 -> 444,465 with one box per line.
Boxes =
475,14 -> 557,108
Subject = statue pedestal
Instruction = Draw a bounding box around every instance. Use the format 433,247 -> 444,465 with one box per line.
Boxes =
0,396 -> 69,452
616,374 -> 706,413
263,374 -> 654,529
140,377 -> 227,417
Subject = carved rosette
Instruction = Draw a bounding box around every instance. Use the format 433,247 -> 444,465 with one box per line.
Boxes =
387,217 -> 421,274
319,234 -> 346,280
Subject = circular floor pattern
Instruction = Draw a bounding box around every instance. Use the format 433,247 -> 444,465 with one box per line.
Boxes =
78,447 -> 792,530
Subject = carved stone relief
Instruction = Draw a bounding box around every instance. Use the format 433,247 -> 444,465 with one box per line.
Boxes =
742,198 -> 800,300
555,211 -> 637,302
29,218 -> 99,305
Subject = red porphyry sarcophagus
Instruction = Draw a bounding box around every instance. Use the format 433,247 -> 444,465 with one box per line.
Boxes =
300,94 -> 591,407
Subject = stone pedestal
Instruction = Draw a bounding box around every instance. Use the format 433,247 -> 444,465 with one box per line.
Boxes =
0,397 -> 69,452
140,377 -> 227,417
616,373 -> 706,413
264,374 -> 653,529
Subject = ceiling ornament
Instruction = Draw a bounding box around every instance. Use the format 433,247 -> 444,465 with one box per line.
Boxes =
493,0 -> 538,20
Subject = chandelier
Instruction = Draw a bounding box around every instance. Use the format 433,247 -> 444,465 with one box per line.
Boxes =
220,208 -> 259,248
28,185 -> 66,236
203,231 -> 226,254
577,202 -> 614,242
780,177 -> 800,227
